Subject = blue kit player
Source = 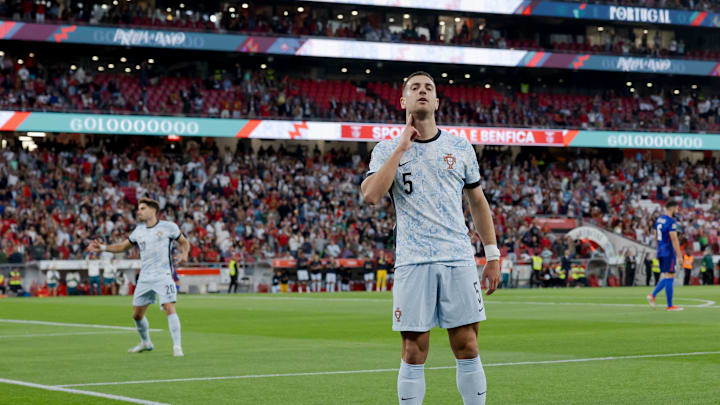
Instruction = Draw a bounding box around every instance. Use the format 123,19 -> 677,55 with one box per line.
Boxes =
647,200 -> 684,311
362,71 -> 501,405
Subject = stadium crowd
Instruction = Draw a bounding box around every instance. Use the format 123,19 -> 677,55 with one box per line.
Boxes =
3,50 -> 720,133
2,1 -> 719,61
1,136 -> 719,271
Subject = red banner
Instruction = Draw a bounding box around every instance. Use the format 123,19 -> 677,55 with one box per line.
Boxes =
534,218 -> 578,230
176,268 -> 221,276
341,124 -> 574,146
272,258 -> 367,268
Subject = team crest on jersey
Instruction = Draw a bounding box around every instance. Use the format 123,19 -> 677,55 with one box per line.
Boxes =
443,153 -> 456,170
394,307 -> 402,322
156,231 -> 164,239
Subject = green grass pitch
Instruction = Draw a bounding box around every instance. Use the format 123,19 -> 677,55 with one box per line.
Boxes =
1,286 -> 719,404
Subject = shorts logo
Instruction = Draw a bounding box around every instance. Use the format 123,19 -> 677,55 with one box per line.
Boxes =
394,307 -> 402,322
444,154 -> 456,170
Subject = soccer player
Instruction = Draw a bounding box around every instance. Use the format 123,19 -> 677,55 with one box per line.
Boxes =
295,250 -> 310,293
45,264 -> 60,297
310,252 -> 323,292
326,257 -> 338,293
363,255 -> 375,291
361,71 -> 500,405
647,200 -> 684,311
87,254 -> 102,295
87,198 -> 190,356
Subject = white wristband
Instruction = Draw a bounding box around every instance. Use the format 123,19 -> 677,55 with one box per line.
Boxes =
99,244 -> 107,252
484,244 -> 501,262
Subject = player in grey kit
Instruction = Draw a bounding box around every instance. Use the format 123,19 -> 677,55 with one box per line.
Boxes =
362,71 -> 500,405
88,198 -> 190,357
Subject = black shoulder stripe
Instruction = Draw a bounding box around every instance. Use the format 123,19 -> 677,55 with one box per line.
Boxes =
464,181 -> 481,189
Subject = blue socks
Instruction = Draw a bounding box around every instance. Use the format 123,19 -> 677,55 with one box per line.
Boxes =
651,278 -> 675,308
651,278 -> 667,297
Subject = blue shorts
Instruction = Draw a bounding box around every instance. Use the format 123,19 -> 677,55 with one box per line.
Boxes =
48,283 -> 57,288
89,276 -> 101,285
659,256 -> 676,273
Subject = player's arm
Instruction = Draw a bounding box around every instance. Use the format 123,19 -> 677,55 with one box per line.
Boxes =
464,185 -> 501,295
669,231 -> 682,259
174,234 -> 190,265
87,238 -> 133,254
361,115 -> 418,204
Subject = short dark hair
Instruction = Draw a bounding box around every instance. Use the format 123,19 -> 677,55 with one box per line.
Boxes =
402,71 -> 435,93
665,200 -> 679,209
138,198 -> 160,212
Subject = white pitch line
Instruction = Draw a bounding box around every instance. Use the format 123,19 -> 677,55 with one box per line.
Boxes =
491,300 -> 717,308
0,378 -> 169,405
192,295 -> 388,303
201,295 -> 719,308
683,298 -> 716,307
0,319 -> 162,332
56,351 -> 720,388
0,331 -> 135,339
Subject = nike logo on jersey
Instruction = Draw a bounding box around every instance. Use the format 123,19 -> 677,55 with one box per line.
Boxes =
478,391 -> 486,396
399,161 -> 411,167
401,397 -> 416,401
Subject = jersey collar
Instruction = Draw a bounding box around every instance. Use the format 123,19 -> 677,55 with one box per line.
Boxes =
414,129 -> 441,143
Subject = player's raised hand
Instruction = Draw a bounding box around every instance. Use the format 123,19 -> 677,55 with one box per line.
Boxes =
482,259 -> 501,295
396,113 -> 419,153
86,239 -> 103,253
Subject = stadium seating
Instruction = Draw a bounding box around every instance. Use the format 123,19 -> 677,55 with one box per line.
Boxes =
3,52 -> 719,133
1,135 -> 718,274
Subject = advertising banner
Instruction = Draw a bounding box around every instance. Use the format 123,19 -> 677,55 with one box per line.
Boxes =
2,21 -> 720,76
309,0 -> 720,28
3,110 -> 720,150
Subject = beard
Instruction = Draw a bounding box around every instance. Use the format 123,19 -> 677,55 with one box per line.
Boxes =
409,105 -> 433,120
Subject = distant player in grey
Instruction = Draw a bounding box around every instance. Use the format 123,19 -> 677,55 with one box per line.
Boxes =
361,71 -> 501,405
88,198 -> 190,357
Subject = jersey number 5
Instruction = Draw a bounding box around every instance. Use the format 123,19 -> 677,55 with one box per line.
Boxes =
402,172 -> 413,195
